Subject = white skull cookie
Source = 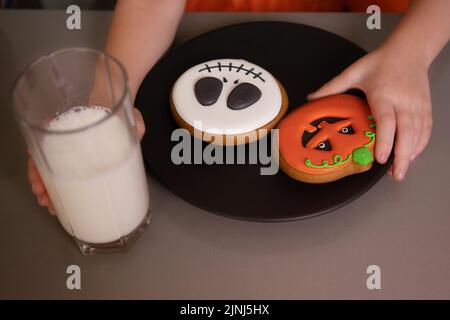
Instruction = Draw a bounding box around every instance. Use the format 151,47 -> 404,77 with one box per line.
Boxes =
170,59 -> 288,145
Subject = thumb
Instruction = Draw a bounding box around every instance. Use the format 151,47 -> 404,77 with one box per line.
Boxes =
133,107 -> 146,141
307,64 -> 360,100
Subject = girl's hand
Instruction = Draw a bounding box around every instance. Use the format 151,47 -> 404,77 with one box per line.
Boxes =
308,47 -> 432,181
28,107 -> 146,215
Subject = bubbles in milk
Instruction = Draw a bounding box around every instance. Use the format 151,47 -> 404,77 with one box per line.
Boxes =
47,106 -> 110,131
36,106 -> 149,244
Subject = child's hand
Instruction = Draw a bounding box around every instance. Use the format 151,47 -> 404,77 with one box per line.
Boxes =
308,47 -> 432,181
28,107 -> 146,215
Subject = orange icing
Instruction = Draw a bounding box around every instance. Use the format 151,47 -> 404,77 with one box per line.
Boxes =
278,94 -> 376,174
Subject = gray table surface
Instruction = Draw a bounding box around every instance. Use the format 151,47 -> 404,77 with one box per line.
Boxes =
0,10 -> 449,300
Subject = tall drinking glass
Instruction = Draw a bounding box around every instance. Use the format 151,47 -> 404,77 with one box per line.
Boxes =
12,48 -> 151,255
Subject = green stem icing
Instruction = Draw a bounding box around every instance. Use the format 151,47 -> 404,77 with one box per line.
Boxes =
352,146 -> 374,165
363,131 -> 376,147
304,131 -> 376,168
305,154 -> 352,169
368,115 -> 376,128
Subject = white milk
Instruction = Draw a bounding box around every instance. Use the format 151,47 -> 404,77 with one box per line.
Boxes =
36,106 -> 149,244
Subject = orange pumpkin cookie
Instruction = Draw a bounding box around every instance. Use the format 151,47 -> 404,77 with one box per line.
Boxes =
277,94 -> 376,183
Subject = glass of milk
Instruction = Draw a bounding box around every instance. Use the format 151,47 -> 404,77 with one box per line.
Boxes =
12,48 -> 151,255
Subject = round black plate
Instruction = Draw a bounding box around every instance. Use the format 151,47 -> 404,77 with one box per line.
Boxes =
136,21 -> 392,222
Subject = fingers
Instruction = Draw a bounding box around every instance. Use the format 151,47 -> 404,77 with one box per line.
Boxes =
369,98 -> 396,164
412,103 -> 433,159
28,157 -> 55,215
371,98 -> 430,181
37,191 -> 56,216
37,191 -> 50,206
392,110 -> 415,181
307,63 -> 360,100
133,107 -> 146,141
411,110 -> 422,160
28,158 -> 45,194
387,166 -> 393,177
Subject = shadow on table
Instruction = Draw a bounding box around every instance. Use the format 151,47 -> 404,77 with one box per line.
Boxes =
151,172 -> 388,257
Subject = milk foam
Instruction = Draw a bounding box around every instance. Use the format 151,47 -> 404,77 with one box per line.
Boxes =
48,106 -> 110,131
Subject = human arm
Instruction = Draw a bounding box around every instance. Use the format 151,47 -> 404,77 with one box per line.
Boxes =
308,0 -> 450,181
29,0 -> 186,214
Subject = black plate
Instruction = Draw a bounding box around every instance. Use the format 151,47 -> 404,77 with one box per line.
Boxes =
136,21 -> 392,222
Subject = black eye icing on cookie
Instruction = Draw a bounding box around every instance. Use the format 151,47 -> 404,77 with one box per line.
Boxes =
301,132 -> 332,151
339,125 -> 355,134
301,117 -> 347,148
226,82 -> 262,110
194,77 -> 223,106
314,139 -> 332,151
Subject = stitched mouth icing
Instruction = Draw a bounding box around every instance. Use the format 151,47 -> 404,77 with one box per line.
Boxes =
198,61 -> 266,82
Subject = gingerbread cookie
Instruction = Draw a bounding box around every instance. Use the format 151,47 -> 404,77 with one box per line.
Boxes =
170,59 -> 288,145
277,94 -> 376,183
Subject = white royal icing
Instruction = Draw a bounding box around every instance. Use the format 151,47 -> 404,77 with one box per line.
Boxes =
172,59 -> 282,135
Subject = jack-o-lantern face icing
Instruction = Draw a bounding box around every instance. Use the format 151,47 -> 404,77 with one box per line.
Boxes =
278,94 -> 376,175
